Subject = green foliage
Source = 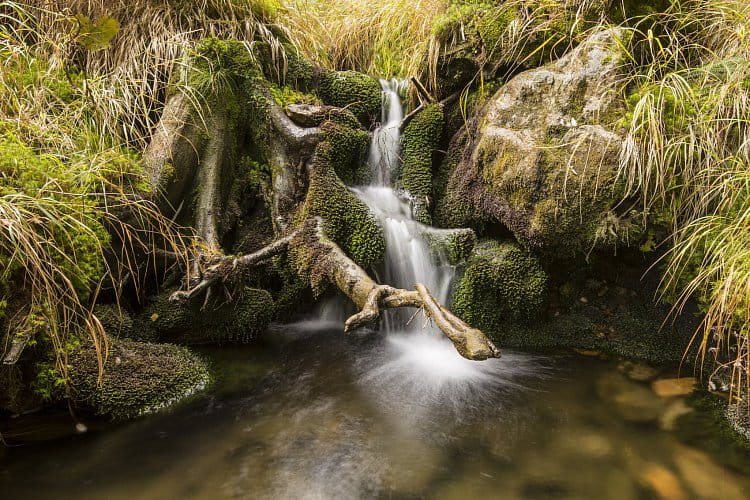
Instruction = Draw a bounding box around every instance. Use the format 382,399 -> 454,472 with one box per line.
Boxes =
400,103 -> 444,224
453,240 -> 548,335
75,15 -> 120,52
317,70 -> 382,123
70,338 -> 210,420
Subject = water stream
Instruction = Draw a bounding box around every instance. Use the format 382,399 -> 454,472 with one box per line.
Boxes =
353,78 -> 502,398
1,81 -> 748,499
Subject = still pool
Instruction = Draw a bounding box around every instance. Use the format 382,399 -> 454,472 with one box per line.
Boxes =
1,322 -> 748,499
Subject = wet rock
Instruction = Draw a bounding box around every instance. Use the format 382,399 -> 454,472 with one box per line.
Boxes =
285,103 -> 334,127
639,463 -> 688,500
596,373 -> 665,423
618,360 -> 661,382
436,28 -> 634,256
651,378 -> 697,398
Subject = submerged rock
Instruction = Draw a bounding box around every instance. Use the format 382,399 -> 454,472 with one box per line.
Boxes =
596,372 -> 665,424
436,28 -> 633,256
651,378 -> 697,398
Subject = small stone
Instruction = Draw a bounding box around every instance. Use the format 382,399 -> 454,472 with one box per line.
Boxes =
618,360 -> 660,382
150,312 -> 159,321
651,378 -> 696,398
639,463 -> 687,500
75,422 -> 88,434
579,296 -> 589,303
573,348 -> 601,357
115,356 -> 122,365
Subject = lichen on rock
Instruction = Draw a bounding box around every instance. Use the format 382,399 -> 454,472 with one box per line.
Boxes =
436,28 -> 632,257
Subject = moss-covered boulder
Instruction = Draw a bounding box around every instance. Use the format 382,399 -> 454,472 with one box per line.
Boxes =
317,70 -> 382,124
142,287 -> 275,344
453,240 -> 548,337
399,103 -> 444,224
436,28 -> 633,257
94,304 -> 135,338
70,338 -> 210,420
422,227 -> 476,265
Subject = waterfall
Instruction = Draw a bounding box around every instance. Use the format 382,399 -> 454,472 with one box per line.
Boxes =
352,78 -> 455,335
368,79 -> 408,186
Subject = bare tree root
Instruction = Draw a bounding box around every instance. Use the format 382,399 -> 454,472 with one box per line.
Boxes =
172,217 -> 500,361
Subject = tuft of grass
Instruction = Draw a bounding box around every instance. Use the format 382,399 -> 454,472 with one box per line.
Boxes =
615,1 -> 750,400
276,0 -> 447,80
1,1 -> 197,396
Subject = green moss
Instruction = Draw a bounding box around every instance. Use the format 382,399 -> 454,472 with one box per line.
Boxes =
453,240 -> 548,335
423,228 -> 476,265
322,111 -> 371,185
298,138 -> 385,273
252,39 -> 316,90
70,338 -> 210,420
94,304 -> 134,339
317,70 -> 382,124
400,103 -> 444,224
269,84 -> 321,109
192,38 -> 264,96
0,136 -> 111,299
143,287 -> 275,344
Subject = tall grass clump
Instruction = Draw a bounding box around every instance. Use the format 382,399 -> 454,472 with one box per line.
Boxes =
277,0 -> 448,79
0,1 -> 204,396
617,0 -> 750,402
6,0 -> 283,149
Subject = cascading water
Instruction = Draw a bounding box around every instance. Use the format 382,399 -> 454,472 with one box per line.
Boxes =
301,78 -> 538,416
352,79 -> 521,408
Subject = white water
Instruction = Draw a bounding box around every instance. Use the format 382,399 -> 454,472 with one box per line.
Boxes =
353,79 -> 507,390
299,79 -> 538,407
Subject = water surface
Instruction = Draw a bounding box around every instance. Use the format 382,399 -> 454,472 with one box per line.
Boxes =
1,323 -> 747,499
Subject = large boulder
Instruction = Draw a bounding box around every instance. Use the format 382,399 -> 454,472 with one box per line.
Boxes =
436,28 -> 633,256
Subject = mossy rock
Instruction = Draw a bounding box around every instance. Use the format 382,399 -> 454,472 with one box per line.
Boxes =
453,240 -> 547,336
435,28 -> 631,257
422,227 -> 476,265
94,304 -> 135,339
142,287 -> 275,344
298,139 -> 385,274
317,70 -> 382,124
399,103 -> 444,224
70,338 -> 210,420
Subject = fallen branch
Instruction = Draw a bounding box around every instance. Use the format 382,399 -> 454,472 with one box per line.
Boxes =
410,76 -> 435,103
169,217 -> 499,360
